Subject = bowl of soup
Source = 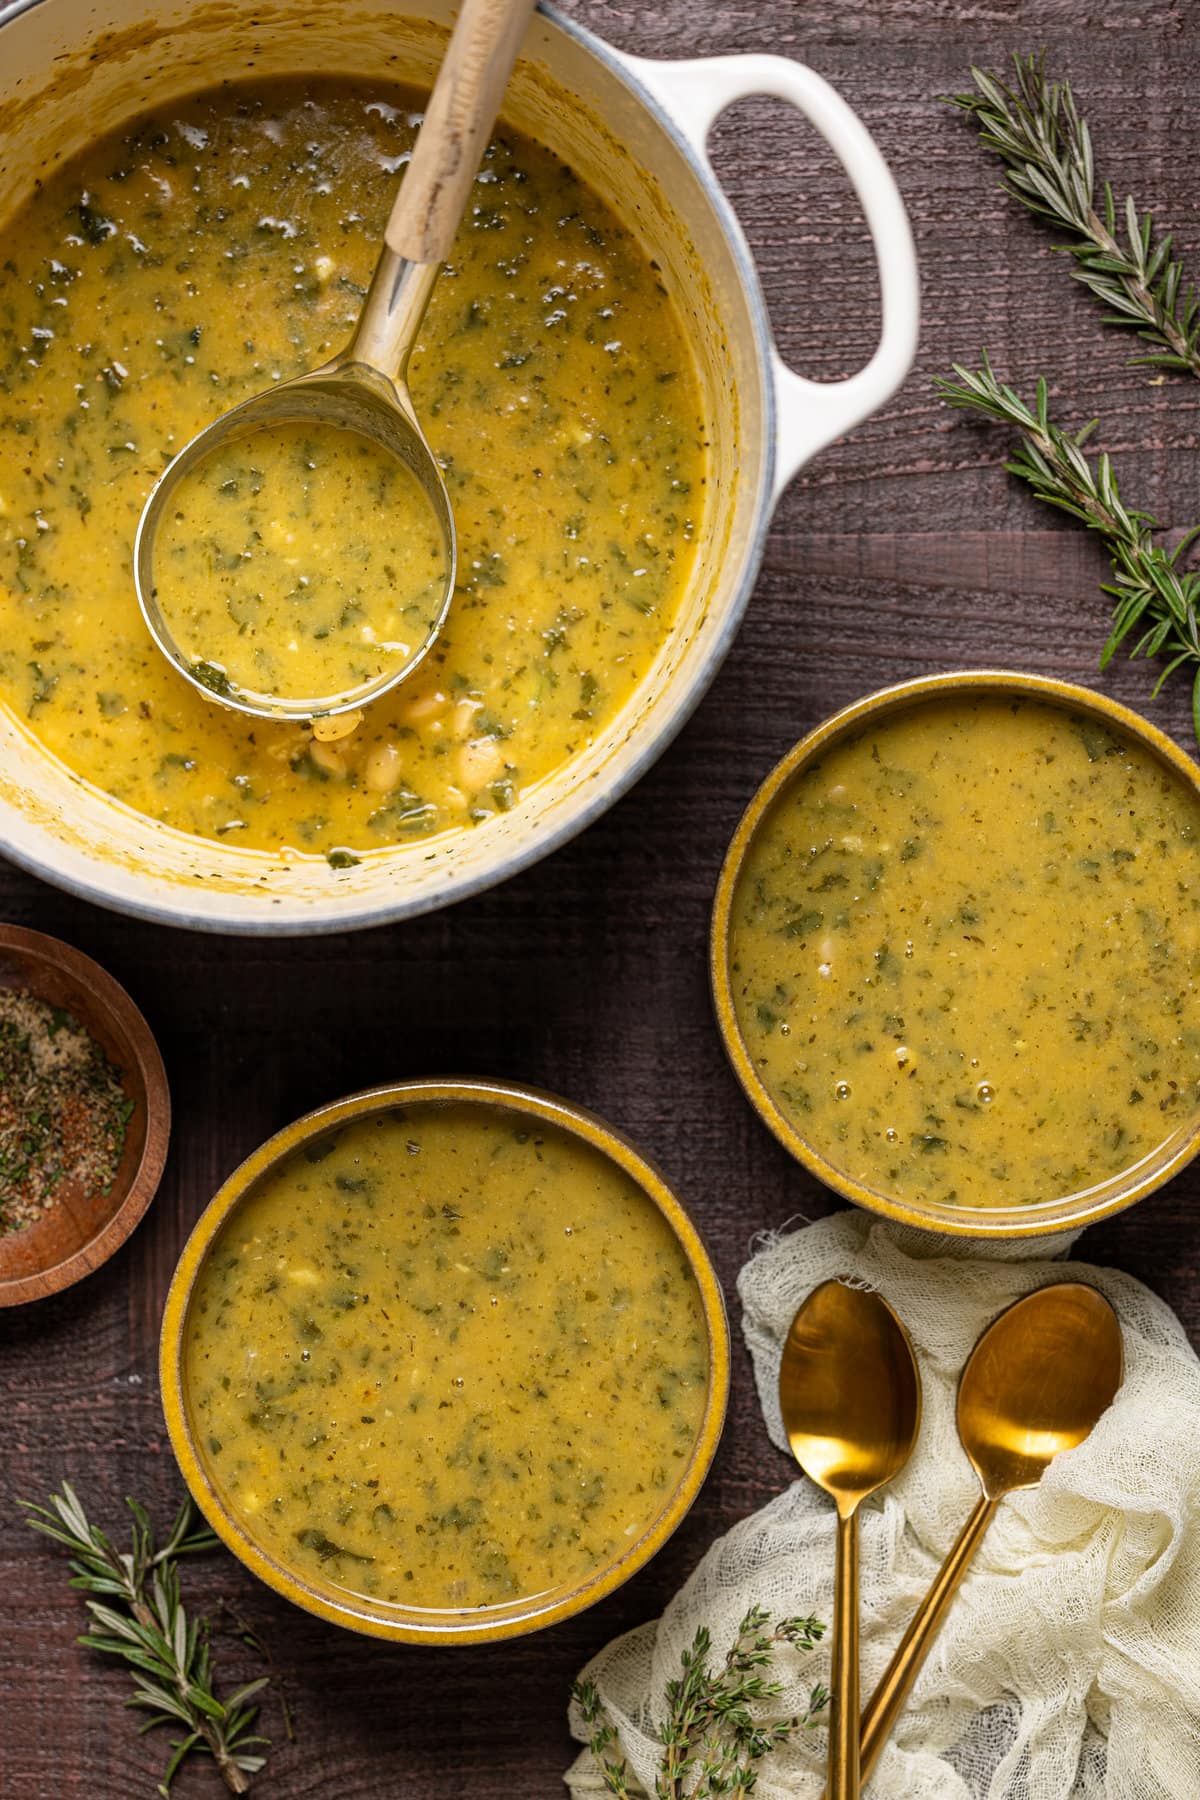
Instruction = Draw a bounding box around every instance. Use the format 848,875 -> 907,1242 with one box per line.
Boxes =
0,0 -> 917,932
712,671 -> 1200,1237
160,1079 -> 729,1640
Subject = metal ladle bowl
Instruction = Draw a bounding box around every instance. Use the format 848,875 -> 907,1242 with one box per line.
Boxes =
133,0 -> 534,724
134,260 -> 452,723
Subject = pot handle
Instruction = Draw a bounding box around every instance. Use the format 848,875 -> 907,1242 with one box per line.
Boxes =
618,52 -> 920,500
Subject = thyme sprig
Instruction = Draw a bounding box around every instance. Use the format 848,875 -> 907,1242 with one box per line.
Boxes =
22,1482 -> 273,1796
573,1605 -> 829,1800
936,354 -> 1200,740
950,54 -> 1200,379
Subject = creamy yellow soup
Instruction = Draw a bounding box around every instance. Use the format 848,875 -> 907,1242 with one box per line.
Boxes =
728,697 -> 1200,1208
152,419 -> 448,707
184,1105 -> 710,1609
0,81 -> 705,856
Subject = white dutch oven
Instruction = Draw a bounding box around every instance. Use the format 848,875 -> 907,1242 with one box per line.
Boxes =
0,0 -> 918,933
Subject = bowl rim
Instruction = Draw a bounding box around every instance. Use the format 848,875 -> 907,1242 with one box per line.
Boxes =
159,1076 -> 731,1642
710,668 -> 1200,1239
0,924 -> 170,1304
0,0 -> 779,938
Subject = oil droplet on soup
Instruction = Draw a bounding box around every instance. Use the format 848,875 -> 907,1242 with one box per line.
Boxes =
0,80 -> 705,853
184,1107 -> 711,1609
729,698 -> 1200,1208
153,420 -> 447,706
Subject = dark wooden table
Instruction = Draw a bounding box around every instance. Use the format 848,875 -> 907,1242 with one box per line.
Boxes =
3,1 -> 1198,1793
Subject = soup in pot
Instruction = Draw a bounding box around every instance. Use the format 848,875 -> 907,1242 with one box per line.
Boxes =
0,79 -> 706,858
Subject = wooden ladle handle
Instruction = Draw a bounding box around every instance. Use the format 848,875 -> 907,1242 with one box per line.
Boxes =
386,0 -> 536,264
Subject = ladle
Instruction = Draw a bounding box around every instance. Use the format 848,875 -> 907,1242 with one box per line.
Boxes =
134,0 -> 534,722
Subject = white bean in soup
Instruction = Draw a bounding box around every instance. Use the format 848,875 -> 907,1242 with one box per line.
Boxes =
0,78 -> 706,855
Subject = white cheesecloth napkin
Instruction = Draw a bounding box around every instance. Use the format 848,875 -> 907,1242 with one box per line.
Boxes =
565,1211 -> 1200,1799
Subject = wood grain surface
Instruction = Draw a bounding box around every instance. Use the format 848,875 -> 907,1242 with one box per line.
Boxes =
3,1 -> 1199,1794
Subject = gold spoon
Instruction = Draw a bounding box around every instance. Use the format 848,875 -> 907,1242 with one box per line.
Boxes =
853,1281 -> 1123,1791
780,1279 -> 921,1800
134,0 -> 535,723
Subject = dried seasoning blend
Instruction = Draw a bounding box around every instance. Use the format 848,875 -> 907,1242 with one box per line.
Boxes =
0,989 -> 132,1234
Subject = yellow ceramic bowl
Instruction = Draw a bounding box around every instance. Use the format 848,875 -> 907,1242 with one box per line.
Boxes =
160,1078 -> 729,1643
711,670 -> 1200,1238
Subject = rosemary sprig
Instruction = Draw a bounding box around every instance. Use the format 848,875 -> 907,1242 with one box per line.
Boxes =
936,354 -> 1200,741
573,1605 -> 829,1800
21,1482 -> 272,1796
949,54 -> 1200,379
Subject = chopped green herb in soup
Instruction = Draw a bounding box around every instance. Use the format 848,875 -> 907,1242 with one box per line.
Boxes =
184,1106 -> 710,1608
0,79 -> 705,852
729,697 -> 1200,1208
153,420 -> 448,706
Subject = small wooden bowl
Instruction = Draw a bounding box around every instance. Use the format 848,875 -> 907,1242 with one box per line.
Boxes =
0,926 -> 170,1306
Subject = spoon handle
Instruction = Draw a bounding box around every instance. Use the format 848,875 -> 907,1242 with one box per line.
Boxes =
829,1507 -> 862,1800
387,0 -> 537,265
858,1492 -> 999,1788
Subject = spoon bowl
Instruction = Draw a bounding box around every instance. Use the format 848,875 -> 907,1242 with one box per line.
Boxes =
959,1281 -> 1124,1497
780,1279 -> 922,1512
780,1280 -> 921,1800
